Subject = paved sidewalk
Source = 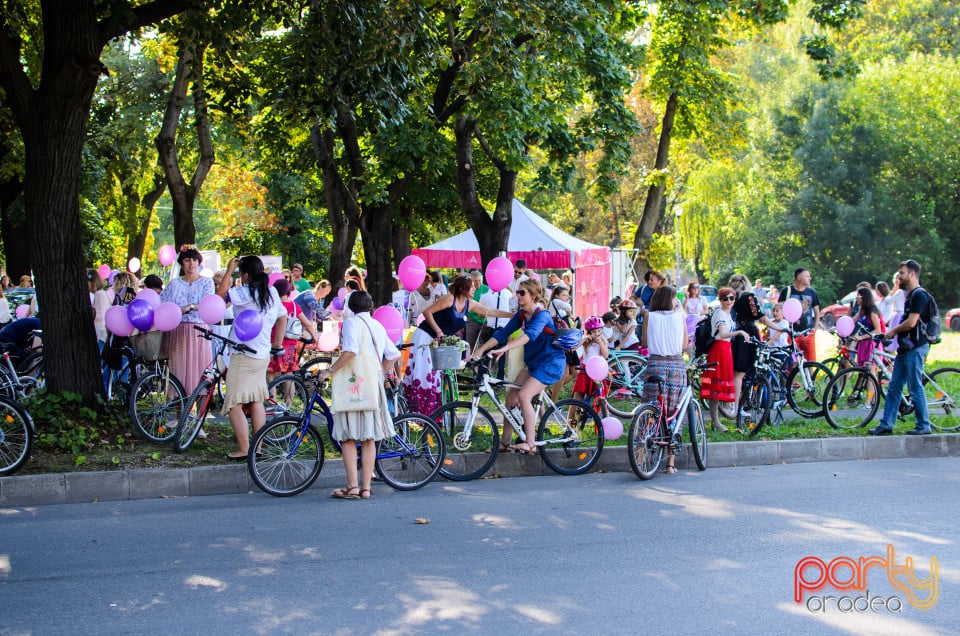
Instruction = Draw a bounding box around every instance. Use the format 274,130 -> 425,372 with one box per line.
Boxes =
2,433 -> 958,507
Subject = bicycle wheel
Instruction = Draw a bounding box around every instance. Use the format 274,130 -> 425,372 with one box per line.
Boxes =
265,374 -> 309,420
375,413 -> 445,490
18,352 -> 45,386
299,355 -> 333,379
249,417 -> 325,496
174,379 -> 214,453
538,398 -> 604,476
129,370 -> 186,442
433,401 -> 499,481
0,396 -> 33,476
687,399 -> 707,470
823,367 -> 880,429
785,361 -> 832,418
925,367 -> 960,432
627,404 -> 663,480
737,376 -> 771,437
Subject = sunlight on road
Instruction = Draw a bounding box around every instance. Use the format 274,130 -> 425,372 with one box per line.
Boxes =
627,487 -> 736,519
0,554 -> 9,575
379,576 -> 488,635
184,574 -> 227,592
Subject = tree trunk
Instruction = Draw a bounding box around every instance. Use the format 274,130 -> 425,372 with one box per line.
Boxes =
632,91 -> 678,274
454,116 -> 515,272
124,173 -> 166,261
391,205 -> 413,270
359,206 -> 395,306
155,33 -> 214,248
310,124 -> 357,288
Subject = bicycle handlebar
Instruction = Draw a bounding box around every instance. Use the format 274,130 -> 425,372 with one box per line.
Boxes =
192,325 -> 256,355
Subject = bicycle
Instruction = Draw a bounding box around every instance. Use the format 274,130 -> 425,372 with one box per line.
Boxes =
605,349 -> 647,417
430,355 -> 604,481
0,394 -> 35,476
822,331 -> 960,431
781,328 -> 834,418
735,339 -> 791,437
173,326 -> 258,453
627,359 -> 711,479
0,345 -> 43,400
248,380 -> 445,496
127,349 -> 187,443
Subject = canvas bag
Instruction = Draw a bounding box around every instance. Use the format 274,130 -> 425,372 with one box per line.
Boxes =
330,317 -> 382,412
283,301 -> 304,340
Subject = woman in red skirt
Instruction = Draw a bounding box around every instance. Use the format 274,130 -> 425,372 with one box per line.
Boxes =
700,287 -> 748,432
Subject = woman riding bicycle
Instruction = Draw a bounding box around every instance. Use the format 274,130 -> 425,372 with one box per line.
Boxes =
640,286 -> 687,474
470,278 -> 566,455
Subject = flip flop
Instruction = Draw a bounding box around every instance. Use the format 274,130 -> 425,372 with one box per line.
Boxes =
331,486 -> 361,499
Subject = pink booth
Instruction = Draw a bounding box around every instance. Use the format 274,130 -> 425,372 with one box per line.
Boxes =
412,199 -> 610,320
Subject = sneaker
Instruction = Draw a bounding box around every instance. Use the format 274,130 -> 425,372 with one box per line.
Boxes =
906,428 -> 931,435
197,428 -> 207,440
867,427 -> 893,436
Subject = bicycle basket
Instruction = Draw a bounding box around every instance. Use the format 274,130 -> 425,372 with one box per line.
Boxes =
430,345 -> 464,370
130,330 -> 165,361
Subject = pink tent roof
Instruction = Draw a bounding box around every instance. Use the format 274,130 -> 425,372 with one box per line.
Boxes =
412,199 -> 605,270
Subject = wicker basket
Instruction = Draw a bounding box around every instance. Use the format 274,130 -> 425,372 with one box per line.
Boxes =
131,330 -> 165,361
430,345 -> 464,371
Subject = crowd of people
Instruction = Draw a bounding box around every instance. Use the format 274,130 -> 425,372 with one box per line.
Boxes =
2,246 -> 939,486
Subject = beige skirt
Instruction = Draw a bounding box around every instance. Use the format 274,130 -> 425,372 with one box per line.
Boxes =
221,354 -> 269,414
332,380 -> 395,442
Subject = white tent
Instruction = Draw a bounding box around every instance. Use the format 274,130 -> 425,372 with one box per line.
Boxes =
413,199 -> 610,318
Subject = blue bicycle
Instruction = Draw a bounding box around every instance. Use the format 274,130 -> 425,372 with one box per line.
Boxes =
248,379 -> 446,496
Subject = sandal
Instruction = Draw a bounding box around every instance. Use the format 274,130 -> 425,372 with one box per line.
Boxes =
331,486 -> 360,499
665,466 -> 677,474
359,489 -> 371,500
486,440 -> 513,454
511,442 -> 538,455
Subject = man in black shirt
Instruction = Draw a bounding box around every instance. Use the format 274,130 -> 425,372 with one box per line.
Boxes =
869,259 -> 933,436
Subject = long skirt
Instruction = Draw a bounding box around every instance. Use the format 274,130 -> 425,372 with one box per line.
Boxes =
402,329 -> 442,416
332,381 -> 395,442
221,354 -> 269,414
165,322 -> 211,393
701,340 -> 735,402
642,354 -> 687,415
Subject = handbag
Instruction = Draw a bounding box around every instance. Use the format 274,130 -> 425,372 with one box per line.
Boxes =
283,302 -> 304,340
330,317 -> 382,413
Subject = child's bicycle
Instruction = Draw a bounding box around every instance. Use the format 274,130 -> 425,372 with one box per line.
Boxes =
627,359 -> 712,480
430,354 -> 604,481
248,380 -> 446,496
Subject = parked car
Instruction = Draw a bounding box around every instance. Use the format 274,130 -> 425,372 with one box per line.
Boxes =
946,307 -> 960,332
820,291 -> 858,329
700,285 -> 718,305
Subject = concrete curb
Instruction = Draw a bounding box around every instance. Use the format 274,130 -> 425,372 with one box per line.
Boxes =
2,435 -> 958,507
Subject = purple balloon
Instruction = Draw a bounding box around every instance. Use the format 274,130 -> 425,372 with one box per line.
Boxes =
233,309 -> 263,342
331,297 -> 344,311
126,298 -> 155,331
109,269 -> 120,285
686,314 -> 700,335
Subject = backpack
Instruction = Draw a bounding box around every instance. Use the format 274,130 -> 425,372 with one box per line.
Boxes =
283,301 -> 304,340
549,300 -> 571,329
913,287 -> 941,345
693,312 -> 716,358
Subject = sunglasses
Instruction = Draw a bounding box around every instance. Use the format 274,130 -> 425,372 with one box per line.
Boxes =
516,290 -> 528,296
691,285 -> 699,289
721,295 -> 736,301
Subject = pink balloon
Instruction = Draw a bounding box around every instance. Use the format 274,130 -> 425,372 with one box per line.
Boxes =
373,305 -> 404,344
136,288 -> 161,309
158,244 -> 177,267
105,305 -> 134,337
15,304 -> 29,319
398,255 -> 427,291
585,356 -> 609,382
98,264 -> 111,280
198,294 -> 226,324
485,256 -> 513,292
835,315 -> 855,338
602,416 -> 623,440
686,314 -> 700,335
317,330 -> 340,352
782,297 -> 803,323
153,302 -> 182,332
268,272 -> 284,286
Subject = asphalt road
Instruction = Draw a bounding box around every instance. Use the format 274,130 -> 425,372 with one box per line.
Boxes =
1,458 -> 957,635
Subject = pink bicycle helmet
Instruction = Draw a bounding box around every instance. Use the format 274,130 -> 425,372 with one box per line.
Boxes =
584,315 -> 603,330
618,298 -> 637,310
